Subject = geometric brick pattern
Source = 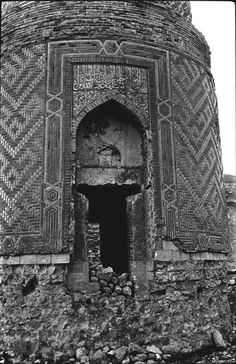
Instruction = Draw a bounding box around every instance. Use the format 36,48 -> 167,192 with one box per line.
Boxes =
0,44 -> 45,254
158,75 -> 177,238
171,54 -> 228,251
45,40 -> 169,253
0,38 -> 228,255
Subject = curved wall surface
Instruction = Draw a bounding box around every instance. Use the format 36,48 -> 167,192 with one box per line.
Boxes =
1,0 -> 228,255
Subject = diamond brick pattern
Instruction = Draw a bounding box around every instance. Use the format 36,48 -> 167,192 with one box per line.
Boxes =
171,55 -> 228,248
0,44 -> 45,248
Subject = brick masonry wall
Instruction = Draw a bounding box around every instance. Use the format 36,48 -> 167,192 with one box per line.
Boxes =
1,1 -> 209,66
87,223 -> 101,271
224,175 -> 236,269
1,1 -> 228,254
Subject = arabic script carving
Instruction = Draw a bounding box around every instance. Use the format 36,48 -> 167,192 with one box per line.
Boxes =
73,64 -> 149,119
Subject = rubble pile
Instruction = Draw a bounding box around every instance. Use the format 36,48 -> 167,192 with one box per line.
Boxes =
0,341 -> 236,363
89,265 -> 135,297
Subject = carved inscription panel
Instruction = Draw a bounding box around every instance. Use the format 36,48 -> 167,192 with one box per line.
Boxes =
73,64 -> 149,129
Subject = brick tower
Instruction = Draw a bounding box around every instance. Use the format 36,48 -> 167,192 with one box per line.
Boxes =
0,1 -> 231,360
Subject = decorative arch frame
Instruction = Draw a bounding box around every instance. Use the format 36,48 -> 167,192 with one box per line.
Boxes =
73,98 -> 149,272
43,40 -> 176,256
71,93 -> 150,154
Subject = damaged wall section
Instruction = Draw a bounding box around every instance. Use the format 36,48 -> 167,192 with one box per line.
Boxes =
0,257 -> 231,361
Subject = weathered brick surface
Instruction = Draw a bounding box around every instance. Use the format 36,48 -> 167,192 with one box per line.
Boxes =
224,175 -> 236,268
1,1 -> 209,66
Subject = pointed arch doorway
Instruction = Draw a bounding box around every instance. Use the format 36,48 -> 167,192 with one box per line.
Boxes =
70,100 -> 149,290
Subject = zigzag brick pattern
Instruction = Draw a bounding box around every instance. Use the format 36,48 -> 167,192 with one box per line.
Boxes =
0,44 -> 45,243
171,55 -> 228,244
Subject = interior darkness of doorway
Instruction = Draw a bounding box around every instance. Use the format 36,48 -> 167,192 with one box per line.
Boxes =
77,184 -> 141,273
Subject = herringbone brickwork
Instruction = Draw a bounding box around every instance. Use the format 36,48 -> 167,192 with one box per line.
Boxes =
171,54 -> 228,249
0,44 -> 45,252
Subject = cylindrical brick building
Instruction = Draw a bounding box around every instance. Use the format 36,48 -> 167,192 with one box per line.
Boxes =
0,1 -> 231,361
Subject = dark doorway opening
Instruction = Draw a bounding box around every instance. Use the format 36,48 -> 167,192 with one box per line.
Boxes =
77,184 -> 140,274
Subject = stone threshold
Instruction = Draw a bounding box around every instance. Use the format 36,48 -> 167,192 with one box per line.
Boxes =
0,251 -> 228,265
155,251 -> 228,261
0,254 -> 70,265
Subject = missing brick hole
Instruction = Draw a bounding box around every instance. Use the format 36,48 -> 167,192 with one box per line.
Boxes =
22,275 -> 38,296
208,297 -> 213,308
197,286 -> 203,296
150,288 -> 167,296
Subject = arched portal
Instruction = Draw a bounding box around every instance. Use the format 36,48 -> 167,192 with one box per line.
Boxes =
72,100 -> 148,285
75,99 -> 145,175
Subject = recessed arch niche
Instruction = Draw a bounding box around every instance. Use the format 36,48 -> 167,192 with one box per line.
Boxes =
71,100 -> 151,290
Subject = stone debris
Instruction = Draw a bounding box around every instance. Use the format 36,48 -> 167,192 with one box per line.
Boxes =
89,265 -> 135,297
75,347 -> 87,360
114,346 -> 127,361
0,341 -> 236,363
212,330 -> 227,349
146,345 -> 162,355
